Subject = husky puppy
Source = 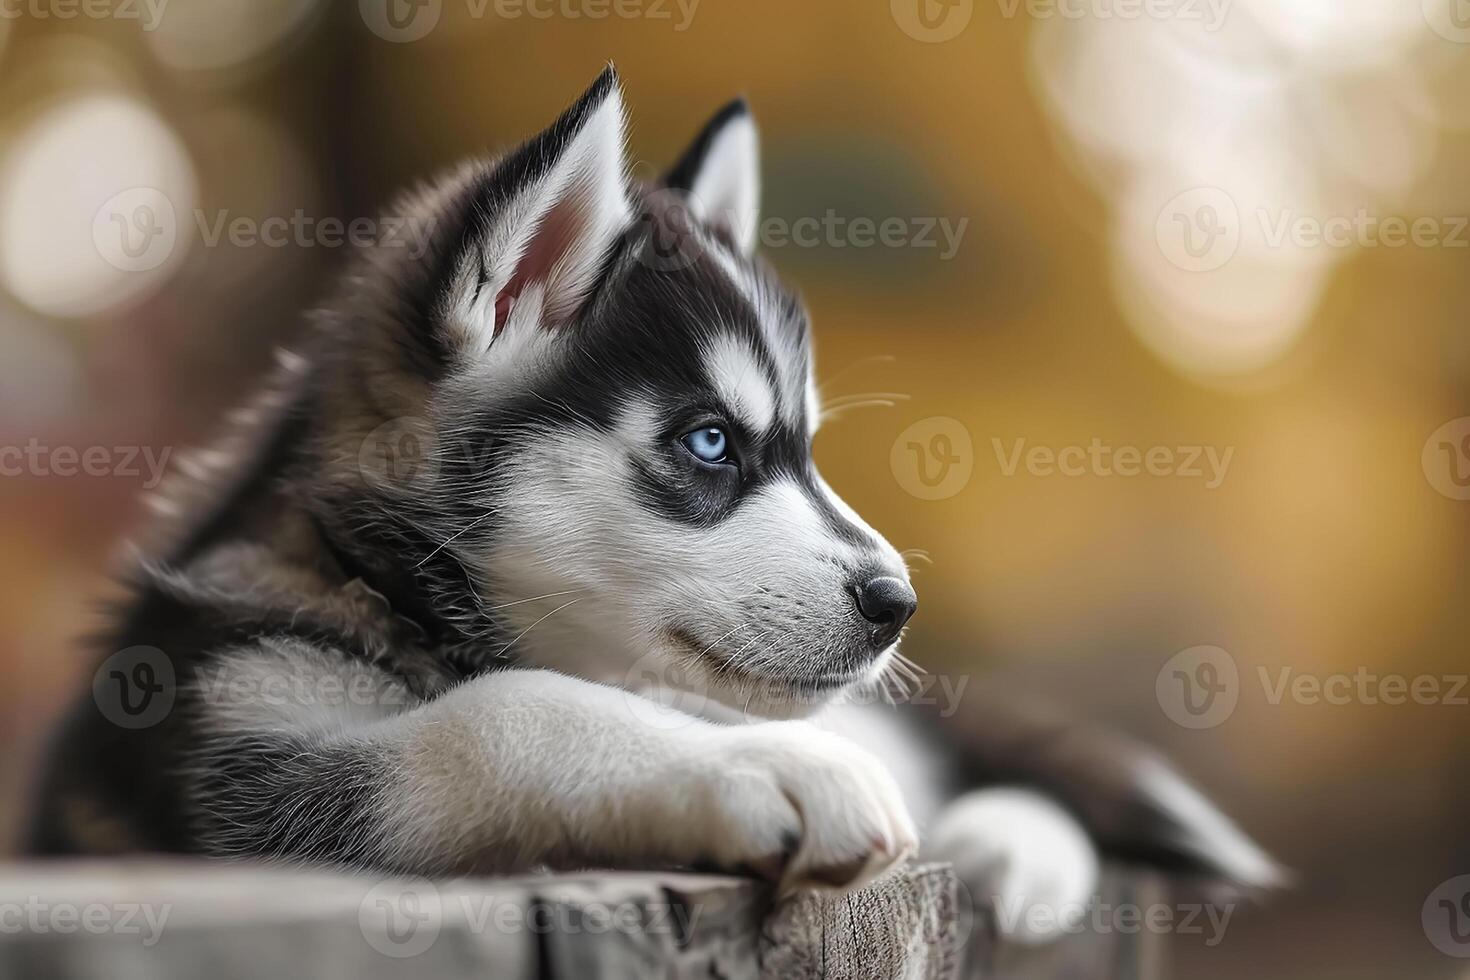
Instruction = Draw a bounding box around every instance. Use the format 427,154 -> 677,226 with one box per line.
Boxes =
29,67 -> 1278,940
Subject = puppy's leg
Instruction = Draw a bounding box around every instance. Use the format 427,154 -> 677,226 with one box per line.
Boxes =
817,703 -> 1099,944
191,656 -> 916,893
925,788 -> 1099,946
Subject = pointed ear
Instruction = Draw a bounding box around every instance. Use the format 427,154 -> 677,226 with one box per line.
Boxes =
437,66 -> 631,352
663,99 -> 760,254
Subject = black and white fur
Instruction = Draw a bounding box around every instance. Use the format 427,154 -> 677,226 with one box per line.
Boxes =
28,68 -> 1280,941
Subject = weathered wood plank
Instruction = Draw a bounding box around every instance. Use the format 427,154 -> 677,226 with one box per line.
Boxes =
0,860 -> 1158,978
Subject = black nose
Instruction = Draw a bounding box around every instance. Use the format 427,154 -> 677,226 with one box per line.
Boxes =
853,576 -> 918,649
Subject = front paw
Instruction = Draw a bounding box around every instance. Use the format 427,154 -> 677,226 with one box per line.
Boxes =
693,722 -> 918,896
926,788 -> 1100,946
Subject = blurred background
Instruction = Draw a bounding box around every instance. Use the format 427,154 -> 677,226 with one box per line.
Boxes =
1,1 -> 1468,976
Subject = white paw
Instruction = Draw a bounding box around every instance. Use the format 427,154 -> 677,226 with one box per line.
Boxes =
926,788 -> 1099,946
693,721 -> 918,896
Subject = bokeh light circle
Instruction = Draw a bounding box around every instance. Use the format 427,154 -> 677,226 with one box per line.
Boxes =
0,94 -> 197,318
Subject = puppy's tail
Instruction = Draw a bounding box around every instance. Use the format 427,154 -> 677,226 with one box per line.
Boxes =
925,693 -> 1288,896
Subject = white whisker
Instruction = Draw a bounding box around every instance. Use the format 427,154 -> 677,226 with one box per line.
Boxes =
495,597 -> 583,658
415,510 -> 495,569
817,355 -> 897,396
487,589 -> 587,611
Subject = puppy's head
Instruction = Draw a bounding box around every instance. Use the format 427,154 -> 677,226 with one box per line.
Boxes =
325,68 -> 914,717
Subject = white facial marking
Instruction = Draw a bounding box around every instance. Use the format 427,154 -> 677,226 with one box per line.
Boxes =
746,276 -> 806,428
703,334 -> 776,435
753,478 -> 838,555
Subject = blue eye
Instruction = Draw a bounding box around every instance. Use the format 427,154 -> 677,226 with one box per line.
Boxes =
681,426 -> 731,464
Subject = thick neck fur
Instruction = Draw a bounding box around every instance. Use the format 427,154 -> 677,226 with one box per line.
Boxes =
134,337 -> 511,691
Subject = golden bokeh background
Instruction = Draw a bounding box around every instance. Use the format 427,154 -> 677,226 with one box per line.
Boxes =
1,2 -> 1468,976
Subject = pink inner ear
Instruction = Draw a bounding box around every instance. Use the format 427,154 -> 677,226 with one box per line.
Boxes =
493,192 -> 586,336
492,291 -> 515,336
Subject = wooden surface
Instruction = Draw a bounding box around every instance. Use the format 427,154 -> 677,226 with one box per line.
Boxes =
0,860 -> 1161,979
